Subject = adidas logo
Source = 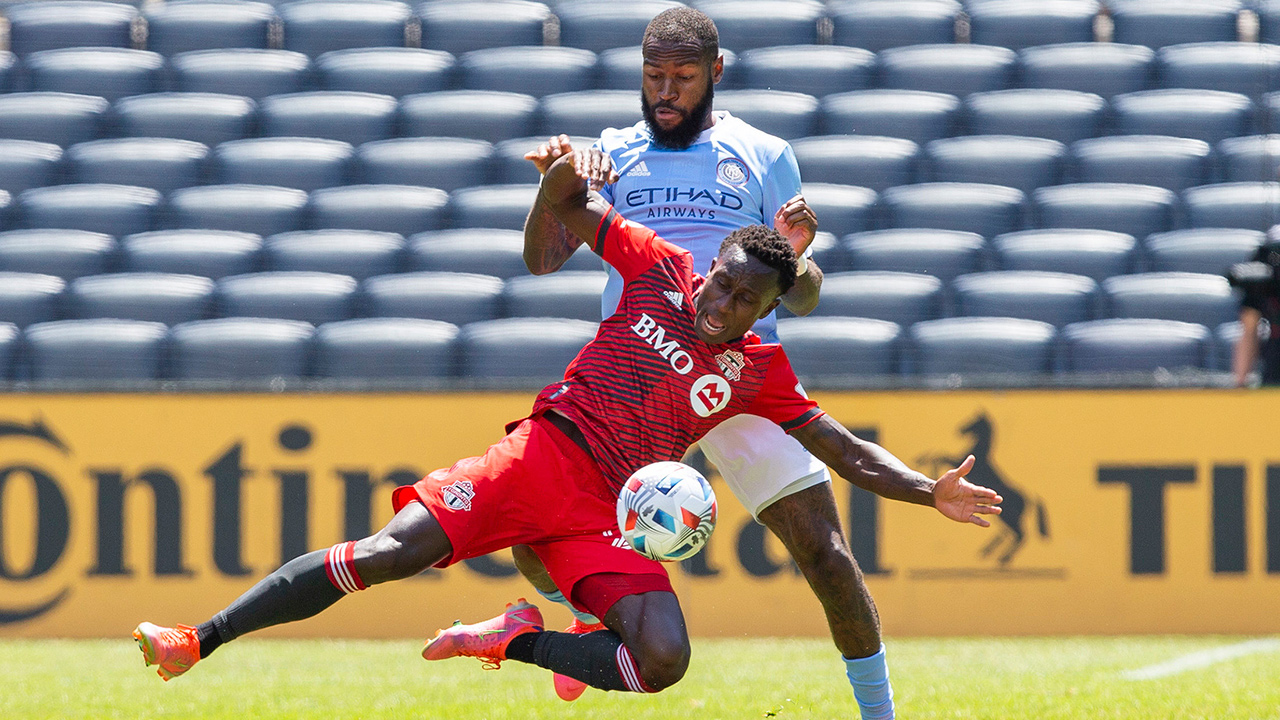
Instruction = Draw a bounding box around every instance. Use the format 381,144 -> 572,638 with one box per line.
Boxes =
626,161 -> 651,177
663,290 -> 684,308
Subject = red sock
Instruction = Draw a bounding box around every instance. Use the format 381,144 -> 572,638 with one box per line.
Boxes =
324,541 -> 367,594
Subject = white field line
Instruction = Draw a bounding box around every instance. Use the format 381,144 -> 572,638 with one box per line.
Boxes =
1121,638 -> 1280,681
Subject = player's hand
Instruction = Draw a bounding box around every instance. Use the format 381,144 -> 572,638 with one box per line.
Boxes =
524,134 -> 576,176
773,194 -> 818,256
572,147 -> 619,192
931,455 -> 1003,527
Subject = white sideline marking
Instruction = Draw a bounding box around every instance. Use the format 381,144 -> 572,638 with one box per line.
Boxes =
1122,638 -> 1280,681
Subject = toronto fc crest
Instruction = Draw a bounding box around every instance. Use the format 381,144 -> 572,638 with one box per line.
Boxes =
715,350 -> 746,381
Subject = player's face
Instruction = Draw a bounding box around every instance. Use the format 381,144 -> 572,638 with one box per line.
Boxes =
694,246 -> 782,345
640,40 -> 722,149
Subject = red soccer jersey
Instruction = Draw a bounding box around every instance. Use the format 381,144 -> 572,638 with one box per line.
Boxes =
530,208 -> 823,492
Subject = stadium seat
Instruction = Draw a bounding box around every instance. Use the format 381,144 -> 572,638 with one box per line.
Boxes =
457,317 -> 598,381
1110,89 -> 1254,145
1110,1 -> 1241,50
0,141 -> 64,195
0,229 -> 115,280
1032,183 -> 1176,239
906,316 -> 1057,374
418,0 -> 550,55
357,137 -> 493,191
167,184 -> 309,237
7,1 -> 137,57
217,270 -> 357,324
66,272 -> 215,324
1104,272 -> 1238,327
1017,42 -> 1154,99
26,48 -> 164,103
67,138 -> 210,195
407,229 -> 531,278
775,316 -> 903,377
170,49 -> 313,100
693,0 -> 824,51
24,319 -> 167,381
878,44 -> 1017,97
308,184 -> 449,235
214,137 -> 353,192
806,270 -> 943,325
1218,135 -> 1280,182
111,93 -> 258,146
0,93 -> 108,147
258,92 -> 397,146
1059,318 -> 1213,372
504,271 -> 609,322
804,230 -> 845,274
967,0 -> 1098,51
0,272 -> 65,328
264,229 -> 404,280
843,229 -> 986,282
0,322 -> 16,379
791,135 -> 919,192
315,48 -> 455,96
19,184 -> 159,237
1069,136 -> 1211,193
1145,228 -> 1264,275
493,135 -> 593,185
279,0 -> 411,57
459,46 -> 597,97
829,0 -> 959,52
925,136 -> 1065,195
881,183 -> 1025,239
737,45 -> 875,97
169,317 -> 315,380
538,90 -> 641,138
1156,42 -> 1280,98
120,229 -> 263,280
1261,0 -> 1280,44
820,90 -> 960,145
400,91 -> 538,144
951,270 -> 1099,327
555,0 -> 685,53
448,184 -> 541,232
596,46 -> 740,91
360,271 -> 504,325
992,228 -> 1137,282
704,90 -> 817,140
799,183 -> 878,239
963,89 -> 1105,144
144,1 -> 276,56
1182,182 -> 1280,231
314,317 -> 458,379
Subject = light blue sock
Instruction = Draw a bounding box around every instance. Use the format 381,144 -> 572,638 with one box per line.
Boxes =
844,644 -> 895,720
534,586 -> 600,625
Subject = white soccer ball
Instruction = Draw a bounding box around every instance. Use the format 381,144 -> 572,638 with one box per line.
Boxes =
616,461 -> 717,562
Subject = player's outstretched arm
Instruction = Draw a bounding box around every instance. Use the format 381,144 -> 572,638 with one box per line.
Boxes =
791,414 -> 1003,526
534,149 -> 619,251
773,194 -> 824,316
523,135 -> 584,274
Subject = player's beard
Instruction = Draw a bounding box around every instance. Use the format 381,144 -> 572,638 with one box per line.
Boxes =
642,78 -> 715,150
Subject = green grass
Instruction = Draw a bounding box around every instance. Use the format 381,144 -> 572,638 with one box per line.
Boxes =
5,636 -> 1279,719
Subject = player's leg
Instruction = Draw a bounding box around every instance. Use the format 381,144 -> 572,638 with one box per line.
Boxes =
512,543 -> 602,626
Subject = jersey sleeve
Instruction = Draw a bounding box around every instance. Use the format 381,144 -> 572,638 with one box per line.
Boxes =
745,346 -> 824,432
589,206 -> 689,283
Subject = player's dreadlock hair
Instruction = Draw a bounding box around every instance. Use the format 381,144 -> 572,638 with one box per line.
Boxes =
720,225 -> 798,297
642,7 -> 720,66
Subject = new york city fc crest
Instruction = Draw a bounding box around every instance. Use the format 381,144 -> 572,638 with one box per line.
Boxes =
716,157 -> 750,186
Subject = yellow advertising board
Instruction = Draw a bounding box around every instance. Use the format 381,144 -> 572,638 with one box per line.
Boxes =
0,390 -> 1277,639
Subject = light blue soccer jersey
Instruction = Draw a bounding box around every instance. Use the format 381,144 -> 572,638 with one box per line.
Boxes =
595,111 -> 803,343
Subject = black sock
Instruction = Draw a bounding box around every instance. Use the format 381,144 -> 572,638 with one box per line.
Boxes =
196,622 -> 222,659
505,629 -> 640,692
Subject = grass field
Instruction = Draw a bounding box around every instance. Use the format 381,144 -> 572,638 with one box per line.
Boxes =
5,636 -> 1278,719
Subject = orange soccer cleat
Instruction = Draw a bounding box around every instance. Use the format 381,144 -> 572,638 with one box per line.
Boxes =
422,599 -> 544,670
553,618 -> 607,701
133,622 -> 201,681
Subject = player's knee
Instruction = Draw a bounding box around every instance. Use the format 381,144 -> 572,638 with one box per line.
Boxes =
632,633 -> 690,691
791,525 -> 857,579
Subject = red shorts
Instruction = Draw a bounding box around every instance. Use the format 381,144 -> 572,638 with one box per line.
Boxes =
393,414 -> 672,619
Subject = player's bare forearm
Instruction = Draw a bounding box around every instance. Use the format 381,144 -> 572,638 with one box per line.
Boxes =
792,414 -> 935,506
537,151 -> 615,246
780,258 -> 823,315
523,190 -> 584,275
1233,307 -> 1262,386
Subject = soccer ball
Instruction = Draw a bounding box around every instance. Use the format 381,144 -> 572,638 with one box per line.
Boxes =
616,461 -> 717,562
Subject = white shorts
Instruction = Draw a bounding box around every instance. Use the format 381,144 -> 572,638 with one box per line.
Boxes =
698,413 -> 831,519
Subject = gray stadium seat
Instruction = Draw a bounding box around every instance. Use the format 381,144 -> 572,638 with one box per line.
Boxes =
0,272 -> 64,327
1017,42 -> 1153,99
775,316 -> 903,377
0,93 -> 108,147
1183,182 -> 1280,231
314,317 -> 458,379
407,229 -> 530,278
740,45 -> 878,97
67,138 -> 210,195
0,190 -> 19,231
1111,89 -> 1254,145
830,0 -> 959,52
309,184 -> 449,235
712,90 -> 819,140
504,271 -> 609,322
1110,1 -> 1241,50
315,48 -> 455,96
357,137 -> 494,191
596,46 -> 740,91
217,270 -> 357,324
168,184 -> 309,236
24,319 -> 167,381
493,135 -> 592,185
19,184 -> 159,237
144,1 -> 276,56
1156,42 -> 1280,98
449,184 -> 541,232
799,183 -> 878,239
555,0 -> 686,53
879,44 -> 1017,97
843,229 -> 986,282
963,89 -> 1105,144
418,0 -> 550,55
264,229 -> 404,280
26,48 -> 164,103
1033,183 -> 1176,239
457,317 -> 598,381
952,270 -> 1099,327
1218,135 -> 1280,183
694,0 -> 824,51
1145,228 -> 1264,275
279,0 -> 411,57
1060,318 -> 1212,372
361,271 -> 504,324
805,230 -> 845,274
1104,271 -> 1238,327
820,90 -> 960,145
906,316 -> 1057,374
967,0 -> 1098,50
0,229 -> 115,280
171,49 -> 313,100
169,317 -> 315,380
881,183 -> 1025,239
259,91 -> 397,146
121,229 -> 263,280
7,1 -> 137,57
1069,136 -> 1211,193
791,135 -> 919,192
806,270 -> 943,325
0,322 -> 16,379
926,135 -> 1065,195
66,272 -> 215,324
214,137 -> 354,192
0,141 -> 64,195
459,46 -> 597,97
538,90 -> 640,138
0,53 -> 16,94
111,93 -> 258,146
400,91 -> 538,144
992,228 -> 1137,282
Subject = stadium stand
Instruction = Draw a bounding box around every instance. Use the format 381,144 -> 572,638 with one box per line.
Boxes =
110,93 -> 258,146
1109,1 -> 1242,50
737,46 -> 876,98
0,93 -> 109,147
400,90 -> 538,144
407,229 -> 531,279
1182,182 -> 1280,231
0,141 -> 64,195
706,90 -> 818,140
216,270 -> 358,325
1069,136 -> 1212,193
880,183 -> 1025,239
26,48 -> 164,103
458,46 -> 597,97
494,135 -> 594,185
906,316 -> 1058,374
1110,89 -> 1254,145
357,137 -> 494,191
792,135 -> 920,192
456,317 -> 598,381
6,1 -> 137,57
448,184 -> 541,232
820,90 -> 961,145
878,44 -> 1017,97
213,137 -> 354,192
992,229 -> 1138,282
169,49 -> 313,100
1144,228 -> 1264,275
0,53 -> 16,93
539,90 -> 640,137
313,317 -> 458,379
805,230 -> 844,273
925,135 -> 1065,194
263,229 -> 405,280
0,322 -> 16,378
120,229 -> 263,280
951,270 -> 1099,327
315,47 -> 456,96
775,316 -> 903,377
503,271 -> 610,322
169,317 -> 315,380
1103,272 -> 1239,327
962,89 -> 1105,144
804,271 -> 943,326
1060,318 -> 1214,372
799,183 -> 878,239
18,184 -> 160,237
67,138 -> 210,195
361,271 -> 504,325
23,319 -> 167,381
966,0 -> 1098,51
0,229 -> 115,280
278,0 -> 412,57
1016,42 -> 1154,99
1218,135 -> 1280,183
1032,183 -> 1176,239
828,0 -> 959,52
308,184 -> 449,235
555,0 -> 686,53
1261,0 -> 1280,45
1156,42 -> 1280,98
167,184 -> 309,237
143,1 -> 277,56
843,229 -> 987,282
0,272 -> 65,328
258,92 -> 398,146
1215,319 -> 1245,370
417,0 -> 550,55
692,0 -> 824,51
65,272 -> 215,325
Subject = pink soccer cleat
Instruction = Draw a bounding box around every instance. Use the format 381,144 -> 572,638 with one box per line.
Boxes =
422,599 -> 543,670
133,622 -> 201,681
553,618 -> 607,701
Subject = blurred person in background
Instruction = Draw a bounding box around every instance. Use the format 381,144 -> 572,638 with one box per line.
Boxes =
1230,235 -> 1280,386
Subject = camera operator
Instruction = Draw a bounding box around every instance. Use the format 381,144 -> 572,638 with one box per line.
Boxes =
1228,241 -> 1280,386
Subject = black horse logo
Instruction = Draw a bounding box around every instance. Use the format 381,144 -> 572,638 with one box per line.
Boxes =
920,413 -> 1049,566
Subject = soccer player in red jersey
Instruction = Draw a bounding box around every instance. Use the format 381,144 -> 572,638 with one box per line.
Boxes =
133,149 -> 1001,698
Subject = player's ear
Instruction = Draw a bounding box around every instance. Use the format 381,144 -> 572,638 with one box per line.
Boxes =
758,297 -> 781,320
711,53 -> 724,84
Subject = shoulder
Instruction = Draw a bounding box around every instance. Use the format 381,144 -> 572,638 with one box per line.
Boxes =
713,113 -> 792,160
598,122 -> 650,154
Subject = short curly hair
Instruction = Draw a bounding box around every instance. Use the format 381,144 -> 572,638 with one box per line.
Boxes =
720,225 -> 798,297
642,8 -> 719,66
